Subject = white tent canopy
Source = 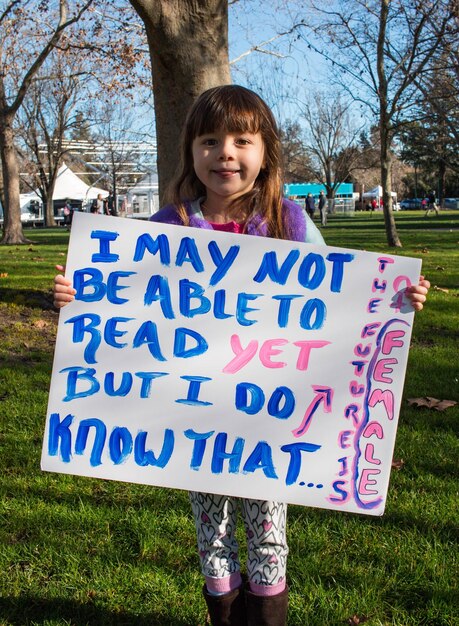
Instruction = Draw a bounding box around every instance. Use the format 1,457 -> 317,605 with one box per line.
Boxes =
1,164 -> 109,222
362,185 -> 397,199
20,163 -> 108,207
51,163 -> 108,202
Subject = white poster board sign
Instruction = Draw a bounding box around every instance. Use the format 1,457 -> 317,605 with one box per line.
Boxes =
42,212 -> 421,515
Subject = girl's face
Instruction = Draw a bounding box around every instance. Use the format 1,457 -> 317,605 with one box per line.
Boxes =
191,129 -> 265,206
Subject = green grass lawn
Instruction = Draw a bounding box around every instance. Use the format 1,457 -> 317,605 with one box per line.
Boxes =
0,212 -> 458,626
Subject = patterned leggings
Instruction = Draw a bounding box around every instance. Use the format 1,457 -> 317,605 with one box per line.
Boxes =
189,492 -> 288,591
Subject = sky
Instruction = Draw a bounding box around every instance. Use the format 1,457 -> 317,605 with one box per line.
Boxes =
228,0 -> 333,123
120,0 -> 338,139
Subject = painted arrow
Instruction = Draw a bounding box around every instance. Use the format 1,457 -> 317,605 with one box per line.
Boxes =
292,386 -> 334,437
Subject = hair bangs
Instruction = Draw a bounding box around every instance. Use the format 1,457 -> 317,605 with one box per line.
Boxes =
191,88 -> 263,138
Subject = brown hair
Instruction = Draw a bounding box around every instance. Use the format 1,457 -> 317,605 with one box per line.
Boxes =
165,84 -> 286,238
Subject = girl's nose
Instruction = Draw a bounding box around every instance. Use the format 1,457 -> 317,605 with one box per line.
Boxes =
217,139 -> 235,160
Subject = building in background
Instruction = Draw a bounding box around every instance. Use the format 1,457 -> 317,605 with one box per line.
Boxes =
284,182 -> 355,214
124,170 -> 159,219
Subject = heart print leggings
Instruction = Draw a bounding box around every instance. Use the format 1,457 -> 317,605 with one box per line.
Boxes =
189,491 -> 288,595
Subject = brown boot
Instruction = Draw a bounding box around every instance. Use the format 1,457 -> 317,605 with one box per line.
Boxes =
245,586 -> 288,626
203,584 -> 247,626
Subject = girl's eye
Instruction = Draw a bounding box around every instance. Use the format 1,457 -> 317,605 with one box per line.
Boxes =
236,138 -> 250,145
203,138 -> 217,146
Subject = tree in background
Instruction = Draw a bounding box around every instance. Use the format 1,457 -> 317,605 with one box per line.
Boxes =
129,0 -> 231,203
409,17 -> 459,147
293,0 -> 456,246
398,38 -> 459,203
399,116 -> 458,204
300,93 -> 366,212
90,99 -> 157,214
17,53 -> 84,227
0,0 -> 94,244
280,121 -> 315,183
414,52 -> 458,202
348,130 -> 384,202
1,0 -> 147,244
70,112 -> 94,146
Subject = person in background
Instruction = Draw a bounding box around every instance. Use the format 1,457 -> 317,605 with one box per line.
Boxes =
305,192 -> 315,219
107,192 -> 115,216
89,194 -> 106,214
96,193 -> 105,214
425,190 -> 439,217
63,199 -> 72,229
52,85 -> 430,626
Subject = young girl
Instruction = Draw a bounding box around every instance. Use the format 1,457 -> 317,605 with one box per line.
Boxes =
54,85 -> 430,626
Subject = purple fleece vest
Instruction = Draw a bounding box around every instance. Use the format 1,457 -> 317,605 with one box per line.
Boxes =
150,198 -> 307,242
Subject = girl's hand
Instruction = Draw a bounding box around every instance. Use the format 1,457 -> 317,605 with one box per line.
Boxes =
53,264 -> 76,308
405,276 -> 430,311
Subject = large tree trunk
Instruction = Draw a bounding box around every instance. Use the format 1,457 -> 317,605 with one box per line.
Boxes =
45,195 -> 55,228
0,113 -> 31,244
129,0 -> 231,204
377,0 -> 400,248
0,169 -> 5,213
438,158 -> 446,205
325,167 -> 335,214
380,140 -> 400,247
43,171 -> 58,228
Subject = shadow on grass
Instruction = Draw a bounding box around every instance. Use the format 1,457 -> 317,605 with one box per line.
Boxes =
379,583 -> 459,622
410,328 -> 459,345
324,212 -> 459,236
287,502 -> 458,544
379,508 -> 459,543
0,355 -> 53,371
0,595 -> 196,626
22,228 -> 72,247
9,479 -> 191,518
0,287 -> 55,310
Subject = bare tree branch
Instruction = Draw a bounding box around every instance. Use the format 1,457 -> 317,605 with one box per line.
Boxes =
10,0 -> 94,115
0,0 -> 23,25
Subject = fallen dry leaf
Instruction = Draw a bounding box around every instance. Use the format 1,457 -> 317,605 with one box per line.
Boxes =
407,397 -> 457,411
33,319 -> 49,329
0,273 -> 8,278
433,285 -> 449,293
432,400 -> 458,411
391,458 -> 405,470
408,397 -> 433,408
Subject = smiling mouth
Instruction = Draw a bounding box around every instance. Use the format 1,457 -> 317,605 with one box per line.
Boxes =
212,169 -> 240,176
